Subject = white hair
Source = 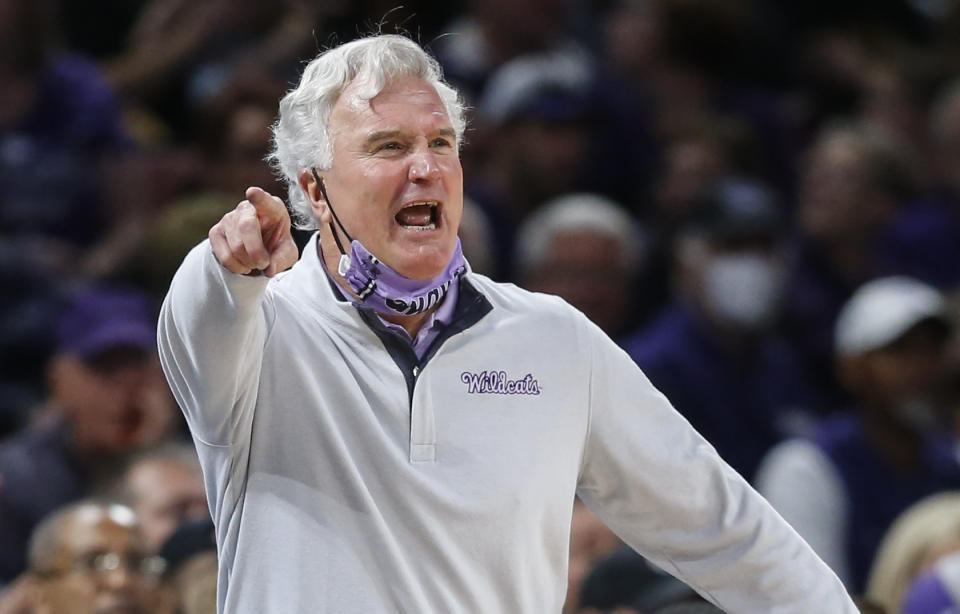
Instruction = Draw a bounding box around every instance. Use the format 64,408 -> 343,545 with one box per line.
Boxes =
516,193 -> 645,276
268,34 -> 467,228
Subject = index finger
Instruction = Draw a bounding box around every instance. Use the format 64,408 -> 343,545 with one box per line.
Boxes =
245,186 -> 288,226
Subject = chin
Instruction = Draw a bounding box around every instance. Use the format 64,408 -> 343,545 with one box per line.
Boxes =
392,245 -> 455,280
399,259 -> 450,280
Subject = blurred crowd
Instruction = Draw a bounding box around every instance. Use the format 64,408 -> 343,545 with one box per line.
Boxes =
3,0 -> 960,612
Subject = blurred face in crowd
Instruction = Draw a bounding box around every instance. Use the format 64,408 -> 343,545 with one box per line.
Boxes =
126,459 -> 208,553
34,505 -> 162,614
49,347 -> 176,455
681,234 -> 786,333
501,119 -> 590,211
309,76 -> 464,280
841,321 -> 951,430
656,138 -> 727,222
799,133 -> 891,243
523,230 -> 633,335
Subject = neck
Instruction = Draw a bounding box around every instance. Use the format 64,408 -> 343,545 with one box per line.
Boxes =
317,230 -> 438,338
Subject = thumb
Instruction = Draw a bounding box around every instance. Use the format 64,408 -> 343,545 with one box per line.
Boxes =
245,186 -> 289,231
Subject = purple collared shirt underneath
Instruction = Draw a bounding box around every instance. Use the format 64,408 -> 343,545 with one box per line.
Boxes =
318,245 -> 459,359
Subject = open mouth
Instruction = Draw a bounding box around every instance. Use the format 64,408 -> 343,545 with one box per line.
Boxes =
395,201 -> 439,231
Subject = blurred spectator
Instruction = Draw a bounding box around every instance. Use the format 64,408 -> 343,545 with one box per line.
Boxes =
783,122 -> 917,410
640,121 -> 743,316
0,500 -> 165,614
470,49 -> 651,277
575,547 -> 698,614
0,287 -> 178,583
901,549 -> 960,614
758,277 -> 960,592
881,79 -> 960,289
866,492 -> 960,613
622,177 -> 813,479
157,518 -> 217,614
118,443 -> 208,553
468,50 -> 595,276
516,193 -> 647,336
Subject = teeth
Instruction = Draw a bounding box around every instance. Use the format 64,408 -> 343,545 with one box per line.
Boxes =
402,201 -> 438,209
401,222 -> 437,231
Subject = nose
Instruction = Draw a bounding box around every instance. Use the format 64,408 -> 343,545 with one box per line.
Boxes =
408,147 -> 440,183
99,563 -> 139,594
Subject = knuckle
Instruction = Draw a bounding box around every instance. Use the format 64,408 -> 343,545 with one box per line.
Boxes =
237,214 -> 261,233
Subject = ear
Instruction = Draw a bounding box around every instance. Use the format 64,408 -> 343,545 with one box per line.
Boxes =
297,168 -> 332,224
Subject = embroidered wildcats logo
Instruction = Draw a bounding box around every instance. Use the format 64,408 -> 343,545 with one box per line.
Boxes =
460,371 -> 541,395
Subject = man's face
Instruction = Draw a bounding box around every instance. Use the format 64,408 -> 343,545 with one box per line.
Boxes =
798,136 -> 887,241
315,76 -> 464,280
37,509 -> 160,614
51,348 -> 176,455
854,322 -> 950,417
127,459 -> 209,552
523,230 -> 631,335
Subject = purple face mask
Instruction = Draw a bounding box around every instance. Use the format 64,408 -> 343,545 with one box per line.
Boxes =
338,238 -> 467,316
312,168 -> 466,316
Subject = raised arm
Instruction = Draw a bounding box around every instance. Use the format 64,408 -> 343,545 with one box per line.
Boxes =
574,316 -> 858,613
157,187 -> 299,446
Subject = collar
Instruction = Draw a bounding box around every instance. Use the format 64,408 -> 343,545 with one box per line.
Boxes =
314,238 -> 460,340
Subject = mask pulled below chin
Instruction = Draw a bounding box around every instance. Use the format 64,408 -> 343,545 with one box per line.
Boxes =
339,238 -> 467,316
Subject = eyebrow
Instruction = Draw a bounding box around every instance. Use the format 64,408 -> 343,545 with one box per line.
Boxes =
363,128 -> 457,148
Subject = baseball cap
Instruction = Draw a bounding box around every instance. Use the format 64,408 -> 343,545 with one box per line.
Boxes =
56,287 -> 157,360
687,177 -> 783,241
477,50 -> 592,126
834,276 -> 950,356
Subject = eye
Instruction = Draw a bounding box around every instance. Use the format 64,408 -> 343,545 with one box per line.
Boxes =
374,141 -> 405,153
430,137 -> 454,149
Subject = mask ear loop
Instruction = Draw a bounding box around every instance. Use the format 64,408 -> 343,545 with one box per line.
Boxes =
311,167 -> 354,275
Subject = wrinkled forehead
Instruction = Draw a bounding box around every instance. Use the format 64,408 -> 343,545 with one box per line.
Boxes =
329,76 -> 452,139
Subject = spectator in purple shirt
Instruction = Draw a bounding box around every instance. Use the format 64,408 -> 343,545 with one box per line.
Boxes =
622,176 -> 815,480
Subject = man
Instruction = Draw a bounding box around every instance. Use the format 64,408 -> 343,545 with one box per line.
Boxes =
0,286 -> 177,584
757,276 -> 960,592
515,192 -> 646,336
622,177 -> 816,480
0,500 -> 164,614
158,34 -> 857,612
118,443 -> 209,553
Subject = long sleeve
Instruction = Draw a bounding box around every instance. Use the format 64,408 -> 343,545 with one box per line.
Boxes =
574,316 -> 857,613
157,240 -> 273,447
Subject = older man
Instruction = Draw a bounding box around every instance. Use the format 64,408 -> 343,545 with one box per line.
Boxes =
158,34 -> 857,613
0,501 -> 164,614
